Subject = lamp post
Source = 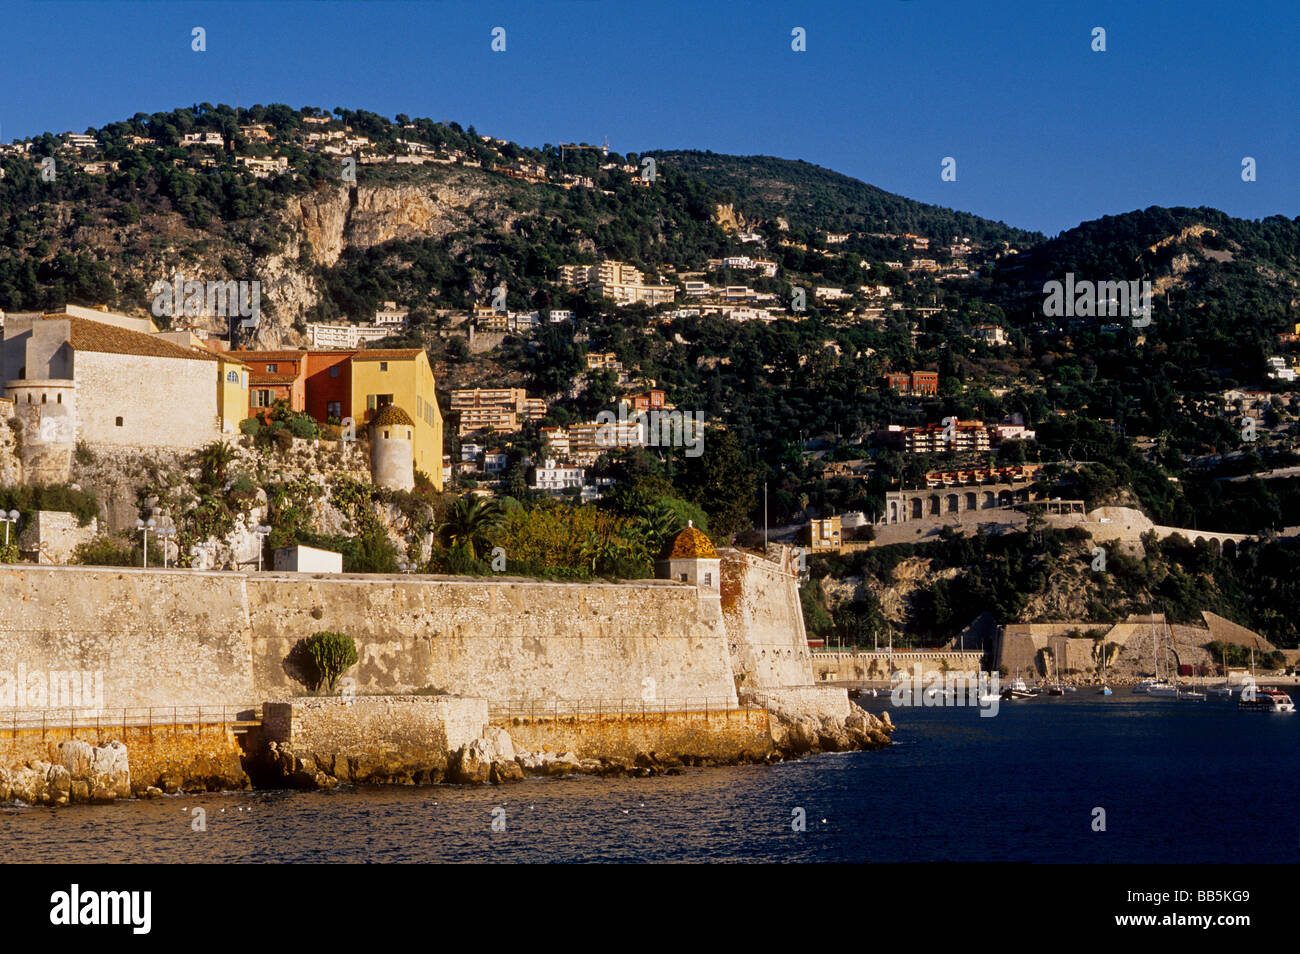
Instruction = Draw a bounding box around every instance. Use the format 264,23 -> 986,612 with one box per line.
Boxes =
135,516 -> 156,568
397,559 -> 414,574
253,524 -> 272,571
156,526 -> 177,569
1,509 -> 19,547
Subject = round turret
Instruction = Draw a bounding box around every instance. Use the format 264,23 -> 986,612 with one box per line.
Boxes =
369,404 -> 415,491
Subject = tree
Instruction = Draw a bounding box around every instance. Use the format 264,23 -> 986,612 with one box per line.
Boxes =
672,428 -> 756,540
437,495 -> 505,560
303,631 -> 358,692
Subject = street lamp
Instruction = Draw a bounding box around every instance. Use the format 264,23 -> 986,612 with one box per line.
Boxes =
397,559 -> 415,574
1,510 -> 19,546
156,526 -> 177,569
135,516 -> 157,568
253,524 -> 272,571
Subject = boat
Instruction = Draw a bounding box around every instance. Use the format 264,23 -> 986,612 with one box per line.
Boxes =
1178,688 -> 1205,701
1139,611 -> 1177,697
1098,685 -> 1112,696
1063,685 -> 1077,692
1098,645 -> 1112,694
1238,687 -> 1296,713
1046,685 -> 1066,696
1002,678 -> 1035,700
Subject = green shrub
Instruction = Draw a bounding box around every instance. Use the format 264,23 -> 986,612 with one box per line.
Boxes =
303,631 -> 358,692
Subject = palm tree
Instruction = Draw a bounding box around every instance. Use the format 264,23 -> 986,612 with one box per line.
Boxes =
437,495 -> 505,561
198,440 -> 236,487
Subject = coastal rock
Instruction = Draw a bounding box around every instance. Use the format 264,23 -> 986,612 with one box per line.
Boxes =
88,740 -> 131,798
9,763 -> 48,805
56,740 -> 96,778
489,760 -> 525,784
45,764 -> 72,806
538,751 -> 582,777
449,739 -> 493,784
788,716 -> 821,754
481,726 -> 516,763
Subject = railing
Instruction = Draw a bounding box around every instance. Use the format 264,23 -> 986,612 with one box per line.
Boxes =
0,704 -> 262,740
488,698 -> 752,722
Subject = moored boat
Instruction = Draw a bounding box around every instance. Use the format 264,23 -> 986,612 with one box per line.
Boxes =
1238,687 -> 1295,713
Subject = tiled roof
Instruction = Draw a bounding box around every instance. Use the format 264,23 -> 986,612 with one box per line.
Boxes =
57,316 -> 217,362
233,349 -> 312,360
664,523 -> 717,560
371,404 -> 415,427
248,373 -> 301,385
351,349 -> 423,361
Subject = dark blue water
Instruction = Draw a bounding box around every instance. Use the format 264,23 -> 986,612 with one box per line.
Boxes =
1,693 -> 1295,862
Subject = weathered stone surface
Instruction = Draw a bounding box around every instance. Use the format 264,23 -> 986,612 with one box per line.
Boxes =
45,764 -> 72,806
448,740 -> 492,785
489,760 -> 524,784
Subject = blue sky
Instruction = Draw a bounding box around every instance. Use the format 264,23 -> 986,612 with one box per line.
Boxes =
1,0 -> 1295,235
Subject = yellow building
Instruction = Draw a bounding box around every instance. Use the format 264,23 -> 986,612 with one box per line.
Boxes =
348,349 -> 443,488
215,353 -> 250,435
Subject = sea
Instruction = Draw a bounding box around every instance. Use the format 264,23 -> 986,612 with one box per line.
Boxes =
2,692 -> 1296,863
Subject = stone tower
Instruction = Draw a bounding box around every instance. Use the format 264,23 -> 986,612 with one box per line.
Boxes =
656,521 -> 722,621
368,404 -> 415,491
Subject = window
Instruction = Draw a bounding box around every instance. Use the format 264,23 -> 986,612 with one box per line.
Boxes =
266,363 -> 277,373
379,361 -> 388,371
327,401 -> 342,419
41,394 -> 47,404
56,393 -> 61,403
703,572 -> 712,586
377,394 -> 393,409
226,370 -> 238,383
383,430 -> 390,439
115,416 -> 123,427
252,389 -> 273,408
329,366 -> 339,378
678,573 -> 687,582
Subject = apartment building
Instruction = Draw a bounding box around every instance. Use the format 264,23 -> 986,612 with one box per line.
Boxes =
449,387 -> 547,437
560,261 -> 675,305
306,322 -> 393,349
900,420 -> 991,455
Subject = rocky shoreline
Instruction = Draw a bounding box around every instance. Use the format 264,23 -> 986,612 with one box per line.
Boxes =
0,701 -> 893,806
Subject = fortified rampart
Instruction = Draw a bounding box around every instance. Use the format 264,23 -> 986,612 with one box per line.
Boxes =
810,650 -> 986,683
0,564 -> 741,710
719,547 -> 814,691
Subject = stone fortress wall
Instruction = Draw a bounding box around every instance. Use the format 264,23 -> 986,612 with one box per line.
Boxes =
0,547 -> 823,715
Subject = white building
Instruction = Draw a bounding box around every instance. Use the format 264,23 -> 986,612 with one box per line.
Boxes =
533,458 -> 585,492
273,544 -> 344,573
306,322 -> 394,349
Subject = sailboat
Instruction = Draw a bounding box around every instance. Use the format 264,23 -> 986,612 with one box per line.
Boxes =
1046,650 -> 1065,695
1179,654 -> 1205,700
1098,644 -> 1112,695
1145,614 -> 1178,698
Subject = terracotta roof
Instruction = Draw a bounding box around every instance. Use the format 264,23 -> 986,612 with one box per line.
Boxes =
247,373 -> 301,385
57,317 -> 217,362
351,349 -> 423,361
233,349 -> 311,360
371,404 -> 415,427
664,522 -> 717,560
